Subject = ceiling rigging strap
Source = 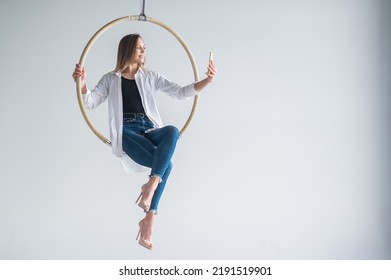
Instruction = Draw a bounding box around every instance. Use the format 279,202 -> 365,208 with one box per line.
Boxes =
139,0 -> 147,21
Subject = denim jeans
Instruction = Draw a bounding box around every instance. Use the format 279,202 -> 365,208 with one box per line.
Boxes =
122,115 -> 179,213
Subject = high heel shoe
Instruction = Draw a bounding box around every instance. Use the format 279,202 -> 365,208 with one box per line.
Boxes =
135,184 -> 155,212
136,220 -> 153,250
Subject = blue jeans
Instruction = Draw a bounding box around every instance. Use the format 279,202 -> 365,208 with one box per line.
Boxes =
122,115 -> 179,213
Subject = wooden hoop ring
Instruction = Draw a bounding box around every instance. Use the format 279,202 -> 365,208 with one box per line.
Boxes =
76,15 -> 199,146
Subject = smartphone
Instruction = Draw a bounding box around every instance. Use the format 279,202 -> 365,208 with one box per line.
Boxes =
209,51 -> 214,63
208,51 -> 213,74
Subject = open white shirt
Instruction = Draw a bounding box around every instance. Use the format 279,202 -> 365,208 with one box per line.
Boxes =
82,67 -> 198,172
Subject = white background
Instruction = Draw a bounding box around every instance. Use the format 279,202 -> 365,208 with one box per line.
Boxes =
0,0 -> 390,259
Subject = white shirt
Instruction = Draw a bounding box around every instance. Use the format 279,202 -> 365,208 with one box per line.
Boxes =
83,67 -> 198,172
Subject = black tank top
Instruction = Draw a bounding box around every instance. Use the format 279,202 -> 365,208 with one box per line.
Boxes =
121,77 -> 146,114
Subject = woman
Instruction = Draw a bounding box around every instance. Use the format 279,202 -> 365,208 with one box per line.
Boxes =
72,33 -> 216,250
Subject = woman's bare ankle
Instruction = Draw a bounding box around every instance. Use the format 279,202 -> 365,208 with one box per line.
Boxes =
145,176 -> 160,192
149,175 -> 161,186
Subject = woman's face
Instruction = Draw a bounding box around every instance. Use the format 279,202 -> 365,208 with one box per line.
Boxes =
131,38 -> 146,64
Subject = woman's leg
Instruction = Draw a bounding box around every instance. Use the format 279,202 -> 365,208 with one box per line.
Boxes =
149,162 -> 173,212
144,125 -> 179,179
123,120 -> 179,249
122,123 -> 179,212
144,125 -> 179,213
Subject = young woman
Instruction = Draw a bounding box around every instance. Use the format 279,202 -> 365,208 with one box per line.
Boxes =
72,33 -> 216,250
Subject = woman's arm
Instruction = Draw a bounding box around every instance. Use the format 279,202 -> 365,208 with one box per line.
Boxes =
194,60 -> 217,92
151,58 -> 217,99
72,64 -> 110,109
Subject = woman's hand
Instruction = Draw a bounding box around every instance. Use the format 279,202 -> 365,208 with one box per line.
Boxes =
194,58 -> 217,92
206,60 -> 217,83
72,64 -> 87,94
72,64 -> 85,82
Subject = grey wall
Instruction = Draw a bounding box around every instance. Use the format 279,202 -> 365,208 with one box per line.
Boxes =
0,0 -> 390,259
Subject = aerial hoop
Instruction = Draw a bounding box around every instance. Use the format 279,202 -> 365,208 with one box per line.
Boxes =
75,15 -> 200,146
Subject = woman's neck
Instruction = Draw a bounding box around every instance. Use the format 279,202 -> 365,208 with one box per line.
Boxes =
122,63 -> 138,79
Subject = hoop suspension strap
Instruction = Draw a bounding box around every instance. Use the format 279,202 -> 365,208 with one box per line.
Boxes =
139,0 -> 147,21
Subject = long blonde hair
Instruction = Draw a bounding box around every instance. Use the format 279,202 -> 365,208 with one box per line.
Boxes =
114,33 -> 144,72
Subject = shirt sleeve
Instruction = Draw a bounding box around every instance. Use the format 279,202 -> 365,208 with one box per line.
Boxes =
82,73 -> 111,110
153,71 -> 197,100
